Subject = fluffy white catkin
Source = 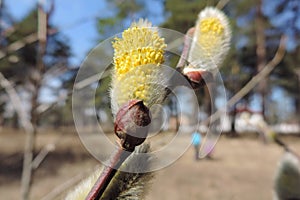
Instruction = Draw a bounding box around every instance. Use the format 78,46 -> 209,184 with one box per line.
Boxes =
185,7 -> 231,74
274,152 -> 300,200
65,144 -> 153,200
110,19 -> 167,117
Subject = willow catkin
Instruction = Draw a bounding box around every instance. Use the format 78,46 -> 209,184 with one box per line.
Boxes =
274,152 -> 300,200
110,19 -> 167,117
65,143 -> 153,200
184,7 -> 231,74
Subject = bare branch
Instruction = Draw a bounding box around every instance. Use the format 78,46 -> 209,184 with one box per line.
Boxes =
207,35 -> 287,124
227,35 -> 286,108
1,25 -> 17,38
32,133 -> 64,171
21,3 -> 49,199
0,72 -> 33,132
0,13 -> 97,61
0,72 -> 35,200
0,33 -> 38,60
176,27 -> 194,68
216,0 -> 230,10
31,144 -> 56,170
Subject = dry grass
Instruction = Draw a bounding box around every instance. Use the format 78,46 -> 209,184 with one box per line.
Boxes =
0,128 -> 299,200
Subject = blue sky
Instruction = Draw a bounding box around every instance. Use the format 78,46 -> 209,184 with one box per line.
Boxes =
5,0 -> 111,65
4,0 -> 113,102
4,0 -> 165,66
3,0 -> 297,120
3,0 -> 165,103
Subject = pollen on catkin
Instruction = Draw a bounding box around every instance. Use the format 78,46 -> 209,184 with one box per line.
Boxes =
187,7 -> 231,72
110,19 -> 167,116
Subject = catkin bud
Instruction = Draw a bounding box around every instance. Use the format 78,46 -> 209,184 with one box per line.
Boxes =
114,100 -> 151,151
184,7 -> 231,85
110,19 -> 167,117
274,152 -> 300,200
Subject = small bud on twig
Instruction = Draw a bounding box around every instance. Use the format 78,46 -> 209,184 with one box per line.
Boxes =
115,100 -> 151,152
184,69 -> 214,88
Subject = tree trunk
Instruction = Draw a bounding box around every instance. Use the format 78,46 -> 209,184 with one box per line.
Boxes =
296,70 -> 300,127
20,5 -> 48,200
204,85 -> 212,120
230,103 -> 237,135
255,0 -> 267,120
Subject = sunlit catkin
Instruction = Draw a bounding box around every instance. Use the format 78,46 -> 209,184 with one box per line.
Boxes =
110,19 -> 167,116
185,7 -> 231,74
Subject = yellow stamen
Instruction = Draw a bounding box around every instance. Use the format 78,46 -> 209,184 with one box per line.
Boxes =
187,7 -> 231,72
200,17 -> 224,35
197,17 -> 225,57
114,47 -> 164,76
110,19 -> 166,112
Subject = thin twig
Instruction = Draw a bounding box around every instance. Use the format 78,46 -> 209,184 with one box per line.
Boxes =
31,143 -> 56,170
216,0 -> 230,10
31,130 -> 66,170
273,137 -> 300,160
0,7 -> 109,61
176,27 -> 194,68
228,35 -> 286,107
0,71 -> 36,200
206,35 -> 287,124
0,73 -> 33,132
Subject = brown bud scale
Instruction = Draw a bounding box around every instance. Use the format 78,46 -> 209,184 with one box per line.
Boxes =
114,100 -> 151,151
185,70 -> 214,88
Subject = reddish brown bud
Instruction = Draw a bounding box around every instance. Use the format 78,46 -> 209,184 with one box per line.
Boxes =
187,27 -> 196,37
185,70 -> 214,88
114,100 -> 151,151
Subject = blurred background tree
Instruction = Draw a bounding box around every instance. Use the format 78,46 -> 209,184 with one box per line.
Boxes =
0,2 -> 72,128
0,3 -> 73,199
1,1 -> 300,199
1,0 -> 300,132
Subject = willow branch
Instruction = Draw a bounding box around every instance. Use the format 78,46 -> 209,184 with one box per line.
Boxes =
206,35 -> 287,124
216,0 -> 230,10
227,35 -> 286,107
31,143 -> 56,170
86,148 -> 132,200
176,27 -> 194,68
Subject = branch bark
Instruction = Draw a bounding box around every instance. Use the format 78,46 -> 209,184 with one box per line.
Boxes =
216,0 -> 230,10
0,73 -> 34,132
20,3 -> 49,200
0,73 -> 36,199
255,0 -> 267,118
207,35 -> 287,124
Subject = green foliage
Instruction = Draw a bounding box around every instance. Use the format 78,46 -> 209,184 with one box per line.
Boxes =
96,0 -> 144,40
0,7 -> 71,84
0,6 -> 72,128
162,0 -> 219,32
272,45 -> 300,98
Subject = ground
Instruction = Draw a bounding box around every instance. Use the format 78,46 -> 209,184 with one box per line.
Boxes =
0,128 -> 299,200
